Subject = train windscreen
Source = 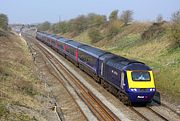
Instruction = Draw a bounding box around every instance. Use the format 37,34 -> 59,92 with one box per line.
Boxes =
131,71 -> 151,81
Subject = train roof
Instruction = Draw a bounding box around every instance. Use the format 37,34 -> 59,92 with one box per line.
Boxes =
78,45 -> 107,58
57,37 -> 69,43
106,56 -> 146,70
99,53 -> 117,62
37,31 -> 47,35
124,63 -> 151,70
66,40 -> 84,48
56,36 -> 63,39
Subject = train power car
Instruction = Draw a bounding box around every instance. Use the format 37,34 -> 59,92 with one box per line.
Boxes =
36,31 -> 156,105
99,55 -> 155,104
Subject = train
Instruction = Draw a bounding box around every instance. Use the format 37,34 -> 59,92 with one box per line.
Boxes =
36,31 -> 156,105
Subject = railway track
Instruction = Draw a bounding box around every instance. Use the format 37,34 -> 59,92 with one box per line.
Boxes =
147,107 -> 168,121
129,107 -> 149,121
130,106 -> 168,121
130,105 -> 180,121
152,99 -> 180,116
23,32 -> 180,121
24,34 -> 120,121
25,36 -> 66,121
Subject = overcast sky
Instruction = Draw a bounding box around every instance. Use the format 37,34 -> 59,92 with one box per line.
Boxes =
0,0 -> 179,24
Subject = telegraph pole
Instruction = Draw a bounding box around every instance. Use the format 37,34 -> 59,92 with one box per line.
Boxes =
59,16 -> 61,33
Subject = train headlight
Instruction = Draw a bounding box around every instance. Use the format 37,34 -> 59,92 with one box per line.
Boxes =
149,88 -> 155,91
130,88 -> 137,92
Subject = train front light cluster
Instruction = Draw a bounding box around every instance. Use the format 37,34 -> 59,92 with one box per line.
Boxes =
130,88 -> 137,92
149,88 -> 155,91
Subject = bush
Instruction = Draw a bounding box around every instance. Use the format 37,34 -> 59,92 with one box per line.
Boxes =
170,10 -> 180,48
141,22 -> 166,40
71,15 -> 88,34
0,101 -> 9,117
0,14 -> 8,30
88,28 -> 103,43
87,13 -> 107,27
0,29 -> 8,37
170,23 -> 180,48
109,10 -> 118,22
37,21 -> 51,31
106,20 -> 123,39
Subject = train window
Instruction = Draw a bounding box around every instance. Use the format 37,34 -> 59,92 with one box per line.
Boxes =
59,44 -> 63,49
131,71 -> 151,81
66,46 -> 75,56
78,51 -> 96,68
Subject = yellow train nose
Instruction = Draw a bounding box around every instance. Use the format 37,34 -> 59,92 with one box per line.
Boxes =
127,71 -> 155,88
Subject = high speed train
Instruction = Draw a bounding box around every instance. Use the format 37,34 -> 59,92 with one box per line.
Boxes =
36,31 -> 156,105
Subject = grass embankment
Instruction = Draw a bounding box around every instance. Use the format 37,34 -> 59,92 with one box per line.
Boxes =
65,22 -> 180,103
0,31 -> 45,120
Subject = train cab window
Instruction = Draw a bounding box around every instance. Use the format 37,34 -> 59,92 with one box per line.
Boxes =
131,71 -> 150,81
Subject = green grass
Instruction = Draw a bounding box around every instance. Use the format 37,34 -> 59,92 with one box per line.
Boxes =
0,100 -> 9,118
73,31 -> 92,44
107,33 -> 142,52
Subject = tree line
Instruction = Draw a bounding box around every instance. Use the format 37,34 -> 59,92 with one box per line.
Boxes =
37,9 -> 180,48
37,10 -> 133,33
37,10 -> 134,42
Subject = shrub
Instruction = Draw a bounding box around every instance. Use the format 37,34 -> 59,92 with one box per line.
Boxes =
37,21 -> 51,31
71,15 -> 88,34
170,10 -> 180,48
0,101 -> 9,117
141,22 -> 166,40
0,29 -> 8,37
0,14 -> 8,30
88,28 -> 103,43
106,20 -> 123,39
87,13 -> 107,27
109,10 -> 118,22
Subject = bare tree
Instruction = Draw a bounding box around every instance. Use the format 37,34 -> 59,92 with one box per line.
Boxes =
120,10 -> 133,26
171,10 -> 180,24
156,14 -> 163,23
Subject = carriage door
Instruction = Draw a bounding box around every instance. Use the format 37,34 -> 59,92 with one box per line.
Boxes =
100,62 -> 104,76
121,72 -> 125,89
